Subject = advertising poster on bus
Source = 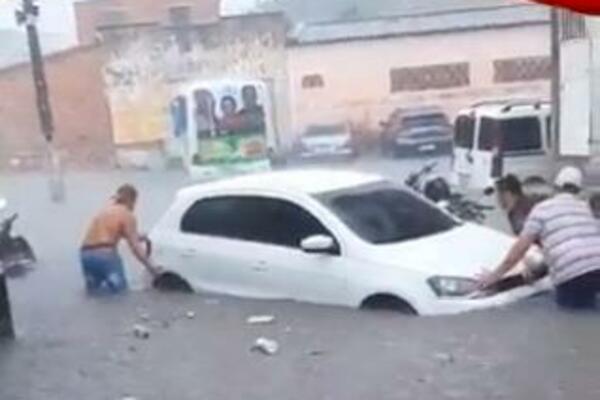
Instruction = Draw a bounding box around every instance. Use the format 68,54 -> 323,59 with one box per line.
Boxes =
170,80 -> 274,179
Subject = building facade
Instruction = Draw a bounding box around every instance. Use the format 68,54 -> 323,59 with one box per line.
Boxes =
100,13 -> 290,165
0,45 -> 114,169
74,0 -> 220,45
286,4 -> 552,138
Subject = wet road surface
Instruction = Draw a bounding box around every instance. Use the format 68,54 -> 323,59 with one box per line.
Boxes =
1,158 -> 599,399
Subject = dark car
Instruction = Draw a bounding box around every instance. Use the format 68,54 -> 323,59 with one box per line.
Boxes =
380,107 -> 453,157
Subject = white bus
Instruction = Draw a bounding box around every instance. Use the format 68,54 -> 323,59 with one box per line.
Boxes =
169,79 -> 277,180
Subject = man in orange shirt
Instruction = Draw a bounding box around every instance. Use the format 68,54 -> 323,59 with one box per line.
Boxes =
80,185 -> 160,294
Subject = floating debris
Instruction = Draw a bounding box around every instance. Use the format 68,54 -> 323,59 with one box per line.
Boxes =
251,337 -> 279,356
132,324 -> 150,340
246,315 -> 276,325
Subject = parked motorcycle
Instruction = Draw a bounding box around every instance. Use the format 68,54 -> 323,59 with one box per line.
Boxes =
405,162 -> 493,224
0,200 -> 36,277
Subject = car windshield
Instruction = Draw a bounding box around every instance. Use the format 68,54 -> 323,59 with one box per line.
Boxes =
402,114 -> 449,129
305,124 -> 346,137
318,182 -> 458,245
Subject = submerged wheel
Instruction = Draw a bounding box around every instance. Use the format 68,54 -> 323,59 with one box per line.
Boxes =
153,272 -> 193,293
360,294 -> 417,315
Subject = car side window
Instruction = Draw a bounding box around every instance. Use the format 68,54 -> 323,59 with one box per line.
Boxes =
180,196 -> 334,250
501,117 -> 542,154
454,115 -> 475,149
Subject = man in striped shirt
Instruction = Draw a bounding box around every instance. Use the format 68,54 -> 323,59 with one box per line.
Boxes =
478,166 -> 600,309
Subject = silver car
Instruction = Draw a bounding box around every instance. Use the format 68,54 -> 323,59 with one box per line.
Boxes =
295,123 -> 356,160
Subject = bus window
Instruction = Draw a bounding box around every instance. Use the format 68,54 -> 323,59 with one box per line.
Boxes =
455,115 -> 475,149
194,89 -> 217,139
170,96 -> 188,138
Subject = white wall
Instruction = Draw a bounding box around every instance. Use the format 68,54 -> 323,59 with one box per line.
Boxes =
287,24 -> 551,138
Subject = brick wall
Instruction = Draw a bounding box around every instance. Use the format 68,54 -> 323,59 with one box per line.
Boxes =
75,0 -> 220,45
0,45 -> 114,169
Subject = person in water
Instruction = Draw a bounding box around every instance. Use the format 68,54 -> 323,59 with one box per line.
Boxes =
80,184 -> 161,294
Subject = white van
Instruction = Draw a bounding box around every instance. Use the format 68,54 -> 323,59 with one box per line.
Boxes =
452,100 -> 553,191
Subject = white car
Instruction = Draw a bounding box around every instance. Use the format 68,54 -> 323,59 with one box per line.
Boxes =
294,124 -> 356,159
150,170 -> 548,316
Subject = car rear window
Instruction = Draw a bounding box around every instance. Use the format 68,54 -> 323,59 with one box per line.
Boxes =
402,113 -> 449,129
305,124 -> 347,136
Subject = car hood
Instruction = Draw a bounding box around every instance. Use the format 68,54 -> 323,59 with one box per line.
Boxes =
373,223 -> 523,278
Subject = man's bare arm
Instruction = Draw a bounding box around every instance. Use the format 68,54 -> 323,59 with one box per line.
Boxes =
477,234 -> 536,289
122,213 -> 158,275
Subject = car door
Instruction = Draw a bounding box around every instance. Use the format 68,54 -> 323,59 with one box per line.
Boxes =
236,196 -> 352,306
175,196 -> 283,297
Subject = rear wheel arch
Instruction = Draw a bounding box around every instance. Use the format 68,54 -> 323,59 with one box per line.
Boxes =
360,293 -> 418,315
153,271 -> 193,293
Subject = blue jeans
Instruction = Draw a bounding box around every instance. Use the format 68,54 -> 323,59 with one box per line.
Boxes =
80,248 -> 128,294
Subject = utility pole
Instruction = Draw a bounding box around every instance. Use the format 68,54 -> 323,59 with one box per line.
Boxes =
16,0 -> 65,203
550,7 -> 561,159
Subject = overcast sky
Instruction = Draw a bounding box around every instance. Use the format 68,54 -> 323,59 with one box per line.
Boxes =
0,0 -> 79,41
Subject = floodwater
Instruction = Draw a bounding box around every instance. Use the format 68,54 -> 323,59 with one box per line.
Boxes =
1,157 -> 599,400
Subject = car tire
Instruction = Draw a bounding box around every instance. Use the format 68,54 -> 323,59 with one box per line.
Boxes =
360,294 -> 417,315
153,272 -> 193,293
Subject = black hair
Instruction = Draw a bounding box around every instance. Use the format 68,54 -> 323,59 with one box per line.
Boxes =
115,184 -> 137,204
221,95 -> 237,108
495,174 -> 523,196
561,184 -> 581,195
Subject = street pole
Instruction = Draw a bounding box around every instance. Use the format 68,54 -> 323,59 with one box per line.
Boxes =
16,0 -> 65,203
0,272 -> 14,339
550,8 -> 561,159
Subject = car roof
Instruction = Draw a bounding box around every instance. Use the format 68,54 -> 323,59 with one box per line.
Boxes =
392,106 -> 445,118
178,169 -> 384,199
458,99 -> 550,118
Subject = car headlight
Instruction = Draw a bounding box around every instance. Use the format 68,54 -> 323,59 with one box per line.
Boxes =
428,276 -> 477,297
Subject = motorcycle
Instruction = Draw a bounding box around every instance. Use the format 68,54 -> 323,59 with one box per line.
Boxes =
405,162 -> 494,224
0,199 -> 36,277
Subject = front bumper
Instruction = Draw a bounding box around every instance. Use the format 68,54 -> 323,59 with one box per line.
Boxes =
392,140 -> 452,156
418,277 -> 552,316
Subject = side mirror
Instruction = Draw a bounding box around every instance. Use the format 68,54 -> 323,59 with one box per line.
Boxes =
300,235 -> 337,255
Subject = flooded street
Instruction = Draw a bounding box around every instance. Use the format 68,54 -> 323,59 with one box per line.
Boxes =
1,158 -> 600,400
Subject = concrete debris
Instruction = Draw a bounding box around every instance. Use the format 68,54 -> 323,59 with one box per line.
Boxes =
246,315 -> 276,325
251,337 -> 279,356
132,324 -> 150,340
